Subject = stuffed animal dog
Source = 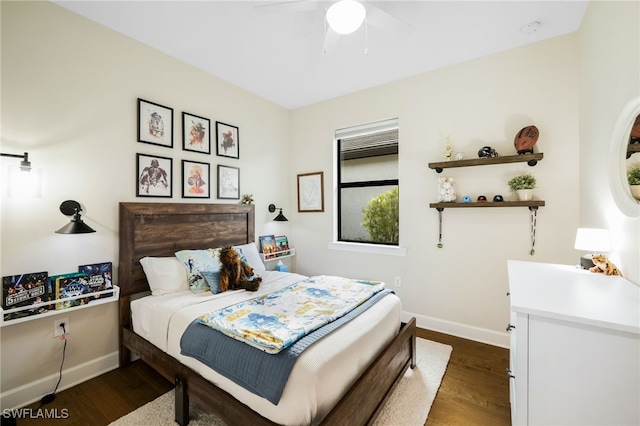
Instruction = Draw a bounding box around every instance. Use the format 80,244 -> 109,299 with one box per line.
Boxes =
219,246 -> 262,292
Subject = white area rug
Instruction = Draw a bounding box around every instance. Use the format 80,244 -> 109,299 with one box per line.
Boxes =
110,338 -> 452,426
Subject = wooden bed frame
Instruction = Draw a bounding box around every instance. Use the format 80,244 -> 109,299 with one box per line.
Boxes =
118,202 -> 416,426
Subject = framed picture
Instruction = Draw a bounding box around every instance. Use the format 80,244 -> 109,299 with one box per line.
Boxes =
297,171 -> 324,212
182,160 -> 210,198
216,122 -> 239,159
182,112 -> 211,154
137,98 -> 173,148
217,165 -> 240,199
136,153 -> 172,198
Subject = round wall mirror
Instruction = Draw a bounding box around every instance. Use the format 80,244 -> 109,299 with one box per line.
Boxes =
609,96 -> 640,217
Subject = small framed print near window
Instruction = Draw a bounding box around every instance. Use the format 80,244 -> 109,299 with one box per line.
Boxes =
216,122 -> 239,159
217,165 -> 240,200
137,153 -> 172,198
182,160 -> 210,198
137,98 -> 173,148
297,171 -> 324,212
182,112 -> 211,154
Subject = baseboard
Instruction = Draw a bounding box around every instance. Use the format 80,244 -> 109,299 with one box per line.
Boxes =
402,311 -> 510,349
0,351 -> 119,410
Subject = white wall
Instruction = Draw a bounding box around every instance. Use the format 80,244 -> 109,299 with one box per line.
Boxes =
1,1 -> 290,409
289,34 -> 581,346
578,0 -> 640,283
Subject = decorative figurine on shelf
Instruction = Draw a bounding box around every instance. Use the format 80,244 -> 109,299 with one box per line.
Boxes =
241,194 -> 254,205
514,125 -> 539,154
478,146 -> 499,158
493,195 -> 504,202
477,195 -> 487,202
589,254 -> 623,276
444,135 -> 452,161
461,195 -> 472,203
437,177 -> 456,202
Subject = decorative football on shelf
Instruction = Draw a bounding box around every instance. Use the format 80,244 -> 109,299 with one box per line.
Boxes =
514,125 -> 539,154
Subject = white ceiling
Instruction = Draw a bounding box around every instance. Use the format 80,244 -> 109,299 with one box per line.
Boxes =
53,0 -> 589,109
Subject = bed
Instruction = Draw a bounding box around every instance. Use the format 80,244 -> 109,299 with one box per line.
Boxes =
118,202 -> 416,426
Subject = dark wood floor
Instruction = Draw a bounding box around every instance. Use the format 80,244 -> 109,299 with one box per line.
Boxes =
13,328 -> 511,426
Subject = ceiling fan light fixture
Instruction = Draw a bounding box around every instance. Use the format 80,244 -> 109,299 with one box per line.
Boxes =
326,0 -> 366,35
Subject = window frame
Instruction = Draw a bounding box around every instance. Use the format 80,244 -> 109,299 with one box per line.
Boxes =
335,119 -> 400,247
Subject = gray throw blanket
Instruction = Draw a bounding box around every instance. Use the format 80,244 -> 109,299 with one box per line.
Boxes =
180,289 -> 393,405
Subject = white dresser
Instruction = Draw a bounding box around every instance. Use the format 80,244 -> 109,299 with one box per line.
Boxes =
507,260 -> 640,426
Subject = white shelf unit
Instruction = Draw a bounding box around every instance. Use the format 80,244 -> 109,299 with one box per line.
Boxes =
260,248 -> 296,262
1,285 -> 120,327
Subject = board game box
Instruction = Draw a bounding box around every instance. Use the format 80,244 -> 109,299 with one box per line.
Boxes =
79,262 -> 113,299
2,271 -> 53,320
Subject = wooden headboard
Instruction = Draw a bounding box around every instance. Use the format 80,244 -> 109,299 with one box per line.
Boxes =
118,202 -> 255,297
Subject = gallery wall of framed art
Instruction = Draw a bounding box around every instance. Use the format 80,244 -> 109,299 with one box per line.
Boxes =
134,97 -> 241,200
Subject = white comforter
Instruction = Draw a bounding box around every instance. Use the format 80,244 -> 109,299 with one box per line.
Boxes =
131,271 -> 402,426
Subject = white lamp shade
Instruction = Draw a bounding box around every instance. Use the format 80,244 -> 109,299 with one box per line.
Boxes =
574,228 -> 611,252
326,0 -> 366,35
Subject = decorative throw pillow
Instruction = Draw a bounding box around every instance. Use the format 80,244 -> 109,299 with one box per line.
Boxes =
139,257 -> 189,295
200,270 -> 222,294
174,248 -> 222,293
233,243 -> 266,273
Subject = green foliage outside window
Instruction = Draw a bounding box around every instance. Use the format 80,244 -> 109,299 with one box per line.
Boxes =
362,187 -> 399,244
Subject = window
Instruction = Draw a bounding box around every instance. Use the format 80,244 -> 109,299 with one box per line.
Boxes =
336,119 -> 399,245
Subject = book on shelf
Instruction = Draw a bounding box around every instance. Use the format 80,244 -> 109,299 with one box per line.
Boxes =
51,273 -> 90,310
258,235 -> 278,259
2,271 -> 54,321
274,235 -> 290,256
79,262 -> 114,299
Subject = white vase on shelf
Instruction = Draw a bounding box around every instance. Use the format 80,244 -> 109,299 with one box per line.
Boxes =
515,189 -> 534,201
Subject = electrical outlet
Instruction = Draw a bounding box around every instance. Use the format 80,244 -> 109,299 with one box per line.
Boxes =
54,318 -> 69,337
394,276 -> 401,287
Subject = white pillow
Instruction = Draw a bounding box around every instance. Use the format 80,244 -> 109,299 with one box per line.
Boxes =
233,243 -> 266,273
139,257 -> 189,295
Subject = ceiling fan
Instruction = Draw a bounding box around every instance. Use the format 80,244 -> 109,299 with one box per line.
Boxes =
254,0 -> 413,54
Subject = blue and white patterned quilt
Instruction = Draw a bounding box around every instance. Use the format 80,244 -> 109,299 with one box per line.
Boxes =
197,275 -> 385,354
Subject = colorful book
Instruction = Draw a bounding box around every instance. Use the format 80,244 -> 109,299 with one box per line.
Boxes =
79,262 -> 113,299
2,271 -> 53,320
274,235 -> 290,255
259,235 -> 277,259
51,273 -> 90,310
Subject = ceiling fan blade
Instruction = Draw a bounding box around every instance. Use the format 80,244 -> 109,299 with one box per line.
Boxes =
365,2 -> 414,39
253,0 -> 316,16
323,26 -> 340,54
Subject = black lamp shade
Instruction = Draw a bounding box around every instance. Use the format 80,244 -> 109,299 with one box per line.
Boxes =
56,215 -> 96,234
273,210 -> 288,221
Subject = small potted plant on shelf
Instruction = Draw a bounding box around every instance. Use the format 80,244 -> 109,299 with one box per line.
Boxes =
508,173 -> 537,201
628,166 -> 640,201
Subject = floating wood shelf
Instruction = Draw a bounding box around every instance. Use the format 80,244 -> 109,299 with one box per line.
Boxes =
430,200 -> 545,209
428,153 -> 543,173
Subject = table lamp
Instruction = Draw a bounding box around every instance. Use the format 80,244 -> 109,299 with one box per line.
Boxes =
574,228 -> 611,269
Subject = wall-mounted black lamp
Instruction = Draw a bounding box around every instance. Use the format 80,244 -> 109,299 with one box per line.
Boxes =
268,204 -> 288,222
1,152 -> 31,171
55,200 -> 96,234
